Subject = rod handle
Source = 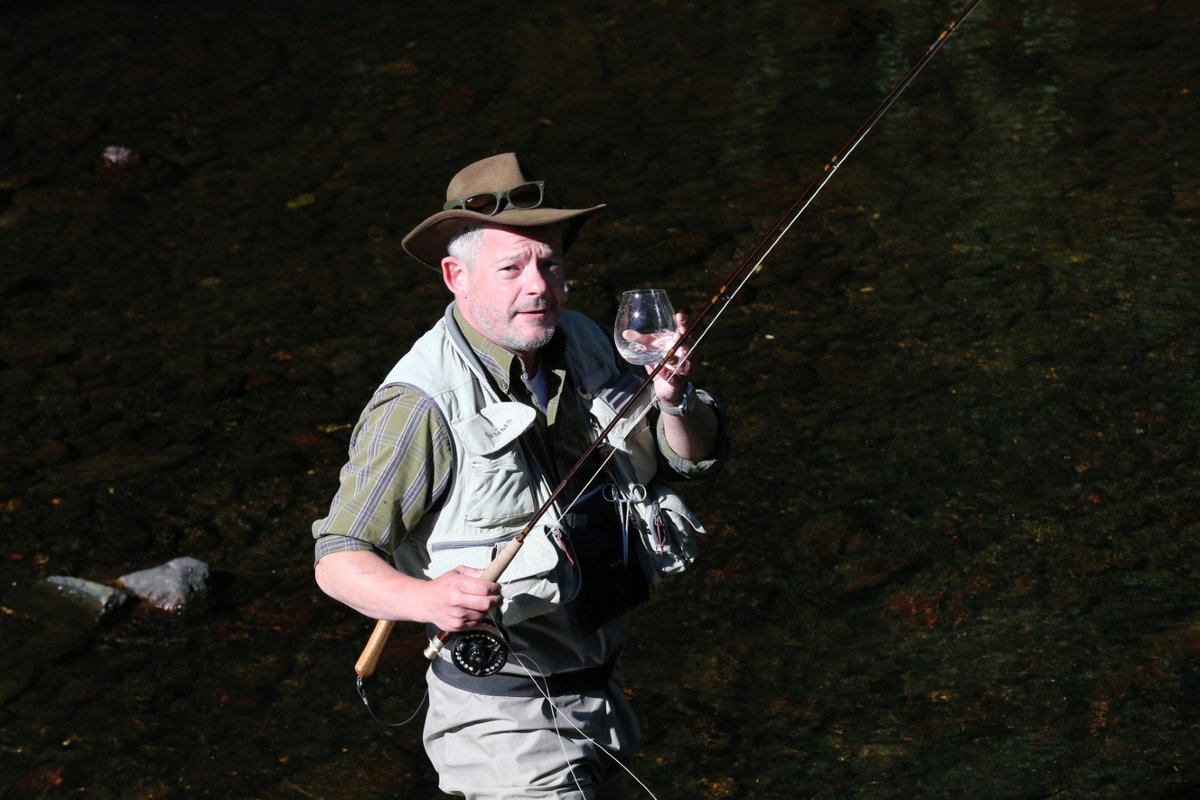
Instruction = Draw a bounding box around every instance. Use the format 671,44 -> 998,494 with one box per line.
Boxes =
355,619 -> 394,678
423,535 -> 526,661
480,535 -> 525,582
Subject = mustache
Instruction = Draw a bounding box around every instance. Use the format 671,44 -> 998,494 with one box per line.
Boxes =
513,299 -> 557,313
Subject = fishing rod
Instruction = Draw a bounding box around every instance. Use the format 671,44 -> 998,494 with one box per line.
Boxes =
354,0 -> 983,681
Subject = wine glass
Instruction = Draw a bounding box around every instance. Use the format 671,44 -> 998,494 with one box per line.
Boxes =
614,289 -> 678,365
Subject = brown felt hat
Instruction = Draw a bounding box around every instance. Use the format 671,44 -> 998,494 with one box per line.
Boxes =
401,152 -> 605,271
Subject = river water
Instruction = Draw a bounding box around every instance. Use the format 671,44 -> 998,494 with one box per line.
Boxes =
1,1 -> 1197,798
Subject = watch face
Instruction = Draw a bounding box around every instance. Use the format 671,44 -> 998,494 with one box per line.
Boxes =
678,382 -> 694,412
660,382 -> 694,416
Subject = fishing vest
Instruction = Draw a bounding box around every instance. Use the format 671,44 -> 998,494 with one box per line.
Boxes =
386,305 -> 703,627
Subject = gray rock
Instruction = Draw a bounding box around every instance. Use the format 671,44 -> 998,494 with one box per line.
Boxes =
117,556 -> 211,612
44,575 -> 131,621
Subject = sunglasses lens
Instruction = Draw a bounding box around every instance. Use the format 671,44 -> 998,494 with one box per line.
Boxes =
507,182 -> 543,209
459,193 -> 502,215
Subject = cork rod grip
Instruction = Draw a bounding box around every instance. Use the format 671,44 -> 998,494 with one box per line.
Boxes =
479,535 -> 524,582
354,619 -> 394,678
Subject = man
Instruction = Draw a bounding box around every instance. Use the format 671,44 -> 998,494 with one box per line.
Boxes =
313,153 -> 726,799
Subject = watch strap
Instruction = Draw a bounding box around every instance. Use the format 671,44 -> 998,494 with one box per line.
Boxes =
659,380 -> 695,417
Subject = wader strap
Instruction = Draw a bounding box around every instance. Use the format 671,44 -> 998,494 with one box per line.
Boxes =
431,655 -> 616,697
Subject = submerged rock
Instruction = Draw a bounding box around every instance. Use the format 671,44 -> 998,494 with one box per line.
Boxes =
117,556 -> 211,612
44,576 -> 130,621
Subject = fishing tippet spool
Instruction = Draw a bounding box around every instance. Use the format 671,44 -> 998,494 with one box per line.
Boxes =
450,623 -> 508,676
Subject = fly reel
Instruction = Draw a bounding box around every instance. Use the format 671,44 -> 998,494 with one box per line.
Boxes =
450,623 -> 508,676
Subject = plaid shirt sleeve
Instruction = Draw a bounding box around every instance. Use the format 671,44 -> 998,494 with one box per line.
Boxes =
312,383 -> 453,564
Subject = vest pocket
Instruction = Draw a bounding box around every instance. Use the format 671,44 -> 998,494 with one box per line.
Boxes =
590,372 -> 658,483
462,450 -> 539,527
632,481 -> 702,579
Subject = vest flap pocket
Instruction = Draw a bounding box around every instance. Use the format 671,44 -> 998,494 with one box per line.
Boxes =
593,372 -> 654,445
454,402 -> 536,456
593,371 -> 649,413
634,481 -> 703,580
501,526 -> 560,583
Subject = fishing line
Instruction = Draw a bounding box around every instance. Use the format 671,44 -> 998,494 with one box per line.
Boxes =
670,0 -> 983,369
509,649 -> 661,800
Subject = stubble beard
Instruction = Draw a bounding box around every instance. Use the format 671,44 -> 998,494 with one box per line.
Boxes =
475,300 -> 559,356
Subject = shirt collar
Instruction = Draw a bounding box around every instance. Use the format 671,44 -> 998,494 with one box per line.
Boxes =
450,304 -> 568,399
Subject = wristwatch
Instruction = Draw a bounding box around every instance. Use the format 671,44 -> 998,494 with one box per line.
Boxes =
659,380 -> 696,417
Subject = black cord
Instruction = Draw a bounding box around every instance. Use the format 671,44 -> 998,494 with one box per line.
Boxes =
356,676 -> 428,728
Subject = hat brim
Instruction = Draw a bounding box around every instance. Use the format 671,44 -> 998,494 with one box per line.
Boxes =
401,204 -> 605,272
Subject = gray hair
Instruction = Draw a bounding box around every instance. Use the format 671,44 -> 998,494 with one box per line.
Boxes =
446,225 -> 484,269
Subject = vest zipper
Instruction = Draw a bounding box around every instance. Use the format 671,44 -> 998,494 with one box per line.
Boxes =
429,533 -> 521,553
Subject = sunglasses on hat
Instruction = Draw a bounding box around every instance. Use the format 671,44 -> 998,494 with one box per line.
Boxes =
442,180 -> 545,216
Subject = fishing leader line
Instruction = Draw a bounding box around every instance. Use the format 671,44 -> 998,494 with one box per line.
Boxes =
507,649 -> 663,800
674,0 -> 984,367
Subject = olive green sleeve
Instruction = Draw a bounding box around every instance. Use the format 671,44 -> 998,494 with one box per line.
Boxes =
312,383 -> 453,564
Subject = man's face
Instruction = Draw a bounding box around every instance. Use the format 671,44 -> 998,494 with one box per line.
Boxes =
443,225 -> 567,360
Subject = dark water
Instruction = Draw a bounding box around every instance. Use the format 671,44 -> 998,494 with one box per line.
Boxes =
2,0 -> 1198,797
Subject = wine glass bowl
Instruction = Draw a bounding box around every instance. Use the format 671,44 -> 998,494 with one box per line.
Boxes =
614,289 -> 678,365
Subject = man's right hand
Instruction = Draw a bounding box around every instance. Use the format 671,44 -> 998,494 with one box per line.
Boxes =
420,565 -> 503,632
315,550 -> 502,630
